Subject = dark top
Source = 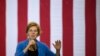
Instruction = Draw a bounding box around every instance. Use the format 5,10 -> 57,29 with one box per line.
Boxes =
28,49 -> 38,56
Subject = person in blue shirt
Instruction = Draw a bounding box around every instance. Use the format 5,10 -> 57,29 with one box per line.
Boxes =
15,22 -> 61,56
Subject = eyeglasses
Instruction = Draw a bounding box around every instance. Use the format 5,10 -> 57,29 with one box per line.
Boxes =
28,29 -> 38,32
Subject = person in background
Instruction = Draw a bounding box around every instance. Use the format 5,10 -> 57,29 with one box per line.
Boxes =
15,22 -> 61,56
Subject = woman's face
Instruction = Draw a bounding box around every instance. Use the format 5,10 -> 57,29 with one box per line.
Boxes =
27,26 -> 38,40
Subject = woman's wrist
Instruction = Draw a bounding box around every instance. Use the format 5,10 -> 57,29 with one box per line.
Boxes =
23,45 -> 30,53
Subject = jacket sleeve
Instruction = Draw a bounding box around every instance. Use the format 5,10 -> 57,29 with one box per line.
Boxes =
45,45 -> 56,56
15,43 -> 27,56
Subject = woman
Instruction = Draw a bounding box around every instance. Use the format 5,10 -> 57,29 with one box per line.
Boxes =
15,22 -> 61,56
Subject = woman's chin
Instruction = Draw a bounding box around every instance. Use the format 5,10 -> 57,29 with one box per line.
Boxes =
30,37 -> 36,40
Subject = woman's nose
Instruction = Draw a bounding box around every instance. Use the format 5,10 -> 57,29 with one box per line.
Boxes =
32,31 -> 35,34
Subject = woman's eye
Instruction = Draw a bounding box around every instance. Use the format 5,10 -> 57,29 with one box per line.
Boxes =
29,30 -> 37,32
29,30 -> 32,32
34,30 -> 37,32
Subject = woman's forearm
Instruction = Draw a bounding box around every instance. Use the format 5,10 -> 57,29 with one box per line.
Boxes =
56,50 -> 60,56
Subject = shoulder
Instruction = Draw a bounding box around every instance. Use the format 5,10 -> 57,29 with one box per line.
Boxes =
37,41 -> 49,48
17,39 -> 28,48
37,41 -> 55,55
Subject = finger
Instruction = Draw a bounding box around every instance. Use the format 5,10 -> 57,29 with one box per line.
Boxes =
56,40 -> 59,44
31,40 -> 36,45
55,40 -> 61,46
55,41 -> 57,44
58,40 -> 61,44
52,43 -> 55,47
55,40 -> 57,45
52,43 -> 54,46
